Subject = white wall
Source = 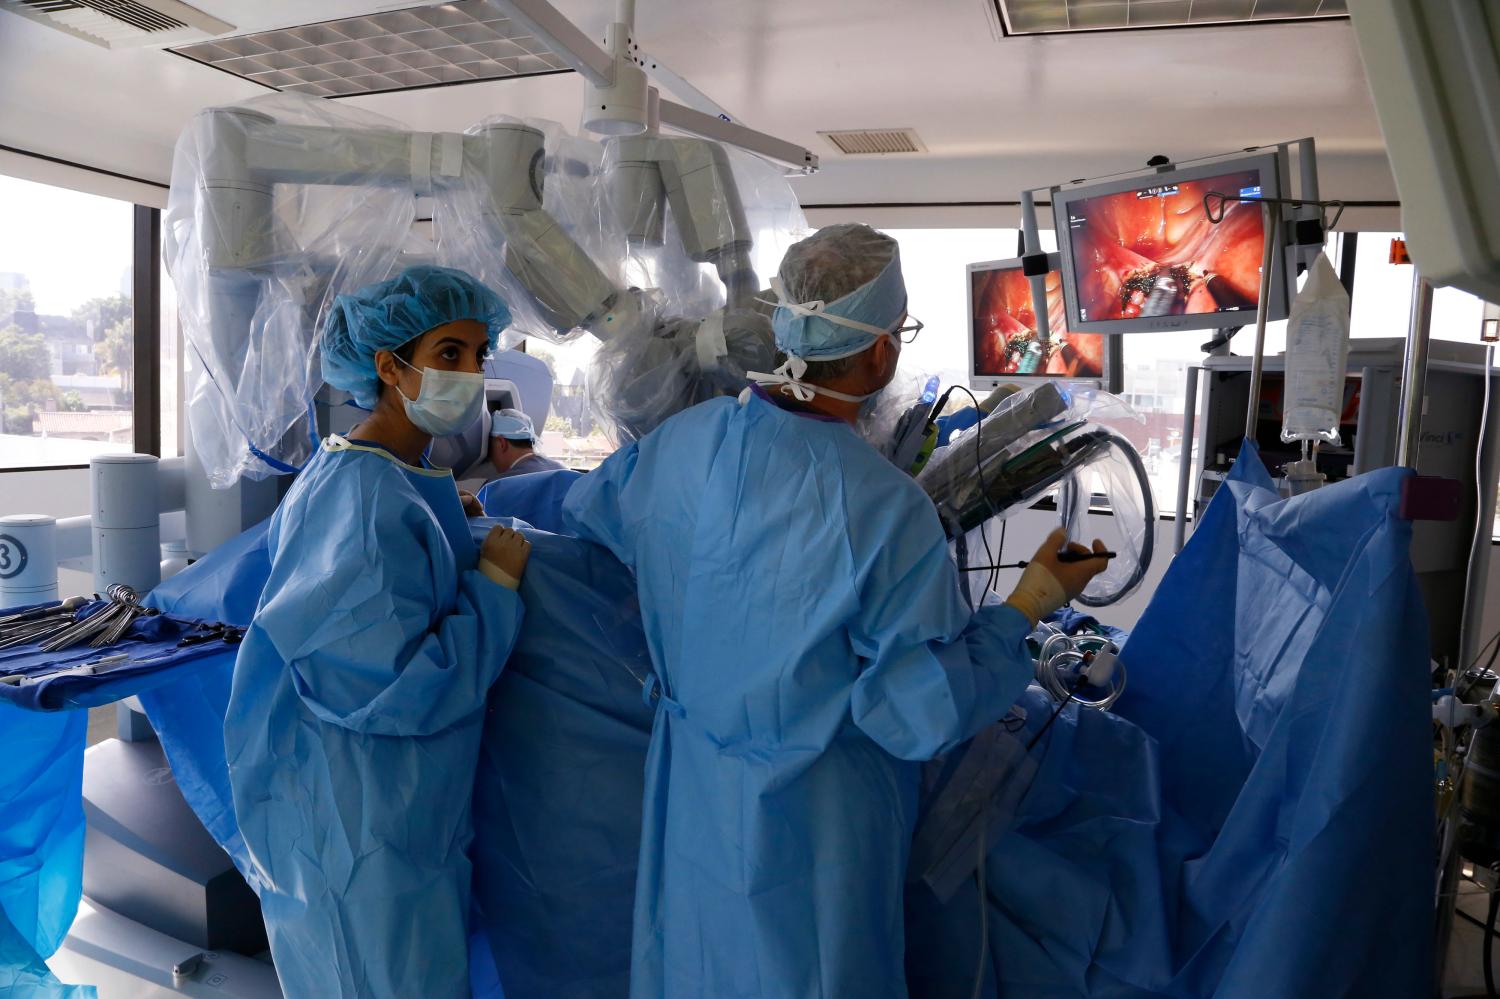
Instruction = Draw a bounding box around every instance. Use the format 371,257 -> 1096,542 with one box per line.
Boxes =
1482,553 -> 1500,660
983,508 -> 1179,633
1,467 -> 93,598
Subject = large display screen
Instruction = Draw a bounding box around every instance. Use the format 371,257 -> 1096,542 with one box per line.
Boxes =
1053,153 -> 1287,334
970,260 -> 1105,378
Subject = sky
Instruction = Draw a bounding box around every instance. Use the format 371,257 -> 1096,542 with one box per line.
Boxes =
0,175 -> 134,316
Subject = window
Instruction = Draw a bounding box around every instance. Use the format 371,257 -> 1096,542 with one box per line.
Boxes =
884,227 -> 1024,390
524,335 -> 612,470
160,261 -> 181,457
0,175 -> 136,468
1348,232 -> 1489,342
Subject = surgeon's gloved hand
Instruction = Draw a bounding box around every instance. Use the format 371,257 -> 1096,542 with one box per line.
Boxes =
479,525 -> 531,590
1003,528 -> 1109,626
460,490 -> 484,518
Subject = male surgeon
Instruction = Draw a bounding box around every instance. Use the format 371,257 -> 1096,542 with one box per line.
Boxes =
564,223 -> 1107,998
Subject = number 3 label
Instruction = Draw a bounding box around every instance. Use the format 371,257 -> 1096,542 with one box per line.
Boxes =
0,534 -> 29,581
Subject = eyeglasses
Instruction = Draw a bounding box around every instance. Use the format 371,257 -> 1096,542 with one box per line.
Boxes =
892,315 -> 924,344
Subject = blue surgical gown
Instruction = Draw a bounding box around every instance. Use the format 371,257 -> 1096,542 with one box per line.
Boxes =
224,437 -> 524,999
562,388 -> 1035,999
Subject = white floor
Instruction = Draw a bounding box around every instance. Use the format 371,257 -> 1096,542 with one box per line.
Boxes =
1446,871 -> 1500,998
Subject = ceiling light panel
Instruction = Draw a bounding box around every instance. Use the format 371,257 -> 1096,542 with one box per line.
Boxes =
170,0 -> 572,98
996,0 -> 1347,35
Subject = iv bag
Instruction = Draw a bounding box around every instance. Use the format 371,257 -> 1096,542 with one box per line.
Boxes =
1281,253 -> 1352,445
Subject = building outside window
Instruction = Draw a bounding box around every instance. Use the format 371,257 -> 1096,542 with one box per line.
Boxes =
0,175 -> 136,468
526,334 -> 613,470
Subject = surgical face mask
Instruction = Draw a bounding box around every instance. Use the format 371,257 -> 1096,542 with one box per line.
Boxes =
393,356 -> 484,437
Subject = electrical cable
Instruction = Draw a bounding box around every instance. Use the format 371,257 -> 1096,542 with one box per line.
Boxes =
1057,428 -> 1155,607
1457,907 -> 1500,940
971,812 -> 989,999
991,519 -> 1009,597
1034,628 -> 1126,712
1027,690 -> 1074,752
1459,342 -> 1495,697
1459,627 -> 1500,699
1487,883 -> 1499,998
949,385 -> 997,606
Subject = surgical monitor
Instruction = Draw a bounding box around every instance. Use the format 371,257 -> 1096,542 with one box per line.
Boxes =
1051,151 -> 1291,335
967,256 -> 1119,392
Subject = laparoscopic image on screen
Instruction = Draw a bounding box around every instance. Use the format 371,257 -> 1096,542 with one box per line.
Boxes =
971,265 -> 1105,377
1064,169 -> 1268,323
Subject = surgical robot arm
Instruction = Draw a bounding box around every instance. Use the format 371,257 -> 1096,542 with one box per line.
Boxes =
193,106 -> 759,340
464,123 -> 761,341
184,107 -> 766,513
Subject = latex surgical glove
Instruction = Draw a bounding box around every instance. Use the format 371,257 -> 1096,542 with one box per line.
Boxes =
1003,528 -> 1110,626
479,525 -> 531,590
460,490 -> 484,518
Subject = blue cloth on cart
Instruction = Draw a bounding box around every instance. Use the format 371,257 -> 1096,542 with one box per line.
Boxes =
0,705 -> 92,999
0,597 -> 246,999
0,607 -> 231,713
0,893 -> 93,998
905,441 -> 1433,998
478,467 -> 582,535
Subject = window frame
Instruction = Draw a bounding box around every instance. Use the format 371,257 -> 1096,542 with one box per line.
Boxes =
0,154 -> 168,473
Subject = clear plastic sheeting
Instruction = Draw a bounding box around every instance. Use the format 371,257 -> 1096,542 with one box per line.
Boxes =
585,141 -> 807,443
602,138 -> 803,315
431,115 -> 620,346
167,90 -> 806,484
917,383 -> 1154,608
1058,428 -> 1155,606
165,94 -> 421,487
587,300 -> 779,443
858,368 -> 940,457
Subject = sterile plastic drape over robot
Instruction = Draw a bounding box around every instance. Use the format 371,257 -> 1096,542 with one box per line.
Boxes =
164,91 -> 807,499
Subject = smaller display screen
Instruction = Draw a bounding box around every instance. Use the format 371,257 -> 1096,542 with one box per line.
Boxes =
1063,168 -> 1268,324
971,262 -> 1105,378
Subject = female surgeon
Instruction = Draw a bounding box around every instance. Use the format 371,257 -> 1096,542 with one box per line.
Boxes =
224,265 -> 530,998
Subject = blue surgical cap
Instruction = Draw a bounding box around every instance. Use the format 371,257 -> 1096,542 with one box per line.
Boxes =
770,224 -> 907,361
489,408 -> 536,442
321,264 -> 511,408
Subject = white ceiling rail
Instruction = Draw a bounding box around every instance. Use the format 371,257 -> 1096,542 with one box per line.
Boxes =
492,0 -> 819,174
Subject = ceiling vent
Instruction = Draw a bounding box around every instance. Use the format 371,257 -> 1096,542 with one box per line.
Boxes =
818,128 -> 927,156
2,0 -> 230,48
